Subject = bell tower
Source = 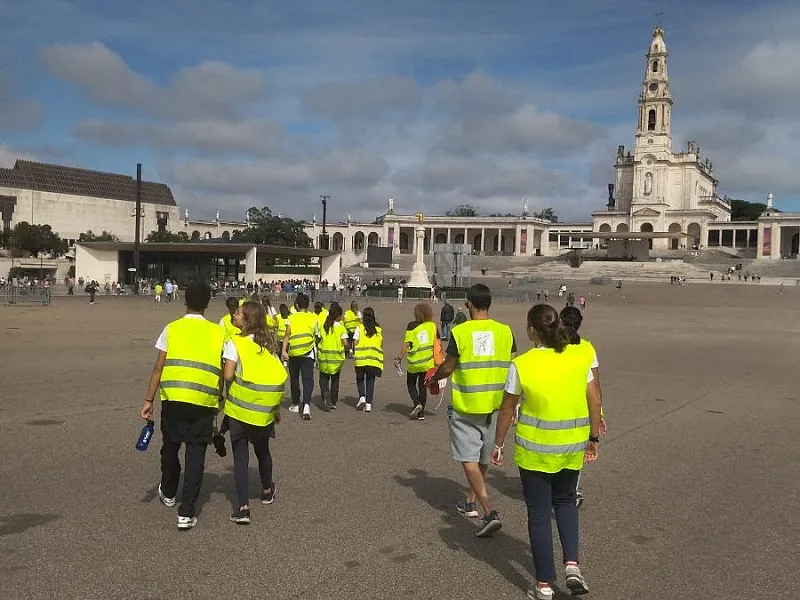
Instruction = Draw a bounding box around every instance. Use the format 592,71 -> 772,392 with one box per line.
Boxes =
635,26 -> 672,157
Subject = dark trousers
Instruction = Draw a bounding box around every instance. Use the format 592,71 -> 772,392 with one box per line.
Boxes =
519,467 -> 580,583
406,371 -> 427,408
231,436 -> 273,509
288,356 -> 314,406
440,320 -> 452,340
319,371 -> 341,405
160,440 -> 208,518
356,370 -> 376,403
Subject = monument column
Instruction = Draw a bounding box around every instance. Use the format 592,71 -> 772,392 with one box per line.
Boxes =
408,214 -> 431,288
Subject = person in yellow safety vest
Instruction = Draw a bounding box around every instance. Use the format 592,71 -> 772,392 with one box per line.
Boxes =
313,301 -> 329,331
425,283 -> 516,538
316,302 -> 349,409
275,303 -> 290,343
222,301 -> 287,525
393,303 -> 439,421
220,296 -> 242,342
352,307 -> 383,412
261,296 -> 278,330
560,306 -> 607,509
280,292 -> 318,421
140,281 -> 225,531
491,304 -> 601,600
343,301 -> 362,358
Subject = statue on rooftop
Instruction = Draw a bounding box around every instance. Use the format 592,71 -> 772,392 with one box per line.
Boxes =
416,212 -> 424,224
215,209 -> 220,222
184,208 -> 189,221
388,197 -> 394,213
522,199 -> 529,215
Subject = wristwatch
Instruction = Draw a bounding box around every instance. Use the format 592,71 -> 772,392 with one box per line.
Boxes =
589,435 -> 600,443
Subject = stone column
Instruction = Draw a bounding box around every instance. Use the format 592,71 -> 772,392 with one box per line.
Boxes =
514,225 -> 522,256
408,225 -> 431,288
447,228 -> 451,244
480,227 -> 485,254
496,228 -> 502,253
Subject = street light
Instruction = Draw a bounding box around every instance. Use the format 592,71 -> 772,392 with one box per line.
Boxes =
320,195 -> 330,250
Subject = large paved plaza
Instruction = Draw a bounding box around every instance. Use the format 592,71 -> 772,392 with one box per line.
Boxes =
1,283 -> 799,599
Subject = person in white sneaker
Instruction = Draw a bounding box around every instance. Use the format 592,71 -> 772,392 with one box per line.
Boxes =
352,307 -> 383,412
492,304 -> 601,598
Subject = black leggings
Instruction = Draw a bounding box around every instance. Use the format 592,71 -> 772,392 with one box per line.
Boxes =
232,436 -> 273,509
406,371 -> 427,408
319,371 -> 341,405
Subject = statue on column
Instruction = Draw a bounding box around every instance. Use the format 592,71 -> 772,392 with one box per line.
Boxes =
388,197 -> 394,213
184,208 -> 189,221
416,212 -> 424,224
522,199 -> 529,215
767,192 -> 774,209
215,209 -> 220,222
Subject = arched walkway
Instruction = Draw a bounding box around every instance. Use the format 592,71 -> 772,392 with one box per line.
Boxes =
353,231 -> 365,251
367,232 -> 379,247
399,232 -> 409,253
492,234 -> 506,254
332,232 -> 344,252
454,233 -> 465,244
435,233 -> 447,244
473,234 -> 483,253
616,223 -> 629,233
191,230 -> 200,240
687,222 -> 701,249
221,230 -> 230,241
668,223 -> 682,250
598,223 -> 612,233
640,223 -> 653,249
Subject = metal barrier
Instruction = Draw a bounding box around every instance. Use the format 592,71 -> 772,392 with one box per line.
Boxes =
4,285 -> 52,306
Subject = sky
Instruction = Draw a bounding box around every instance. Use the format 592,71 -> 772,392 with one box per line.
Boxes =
1,0 -> 799,223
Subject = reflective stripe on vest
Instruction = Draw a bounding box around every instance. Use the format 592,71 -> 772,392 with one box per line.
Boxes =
354,325 -> 383,370
288,312 -> 317,357
318,322 -> 346,374
159,317 -> 224,408
276,316 -> 288,339
512,345 -> 593,473
405,321 -> 436,373
225,336 -> 286,427
450,320 -> 514,414
343,310 -> 360,332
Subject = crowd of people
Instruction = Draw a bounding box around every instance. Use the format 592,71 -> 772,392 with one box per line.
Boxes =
140,281 -> 606,599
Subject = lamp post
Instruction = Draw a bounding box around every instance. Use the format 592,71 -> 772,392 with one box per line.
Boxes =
320,195 -> 330,250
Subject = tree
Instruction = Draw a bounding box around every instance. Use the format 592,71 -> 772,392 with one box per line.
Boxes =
533,207 -> 559,222
79,230 -> 119,242
445,205 -> 479,217
10,222 -> 67,256
145,230 -> 189,243
730,199 -> 775,221
232,207 -> 313,266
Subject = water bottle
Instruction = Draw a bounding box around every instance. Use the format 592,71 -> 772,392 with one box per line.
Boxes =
136,420 -> 155,451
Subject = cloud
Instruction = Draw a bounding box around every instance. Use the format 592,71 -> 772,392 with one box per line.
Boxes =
303,76 -> 422,123
37,42 -> 265,119
0,143 -> 35,167
0,75 -> 43,132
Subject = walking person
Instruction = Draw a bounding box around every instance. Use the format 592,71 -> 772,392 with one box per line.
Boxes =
394,303 -> 438,421
317,302 -> 349,410
440,299 -> 455,341
220,296 -> 241,342
154,281 -> 163,303
353,307 -> 383,413
343,302 -> 362,357
560,307 -> 607,508
425,283 -> 516,537
491,303 -> 602,599
222,301 -> 286,525
85,280 -> 99,305
139,282 -> 225,530
275,303 -> 290,345
280,293 -> 318,421
261,296 -> 278,329
164,279 -> 174,303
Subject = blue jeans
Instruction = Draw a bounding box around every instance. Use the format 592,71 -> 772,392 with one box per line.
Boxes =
440,321 -> 452,340
519,467 -> 580,583
287,357 -> 314,406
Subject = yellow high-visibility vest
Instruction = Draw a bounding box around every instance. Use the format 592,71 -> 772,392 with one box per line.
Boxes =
405,321 -> 436,374
276,315 -> 288,340
221,313 -> 240,342
287,312 -> 317,357
354,325 -> 384,370
159,317 -> 224,408
513,345 -> 593,473
225,336 -> 286,427
343,310 -> 361,332
318,321 -> 347,375
450,319 -> 513,414
315,308 -> 329,330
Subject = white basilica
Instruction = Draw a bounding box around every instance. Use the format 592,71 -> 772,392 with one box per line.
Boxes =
592,26 -> 731,250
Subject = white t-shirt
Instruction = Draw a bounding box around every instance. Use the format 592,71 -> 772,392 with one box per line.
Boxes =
155,314 -> 208,352
222,333 -> 253,363
504,352 -> 594,396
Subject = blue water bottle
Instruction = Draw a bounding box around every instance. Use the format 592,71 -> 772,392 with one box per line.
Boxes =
136,420 -> 155,451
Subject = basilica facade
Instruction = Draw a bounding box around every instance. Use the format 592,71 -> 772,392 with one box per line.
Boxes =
592,26 -> 731,249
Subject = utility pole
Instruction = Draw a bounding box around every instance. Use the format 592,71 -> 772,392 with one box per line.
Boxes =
320,195 -> 330,250
134,163 -> 142,294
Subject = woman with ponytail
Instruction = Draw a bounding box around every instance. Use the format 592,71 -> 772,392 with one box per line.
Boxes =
221,301 -> 287,524
491,304 -> 602,599
316,302 -> 349,409
352,307 -> 383,412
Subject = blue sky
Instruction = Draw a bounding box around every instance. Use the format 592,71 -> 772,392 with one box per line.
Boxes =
1,0 -> 799,221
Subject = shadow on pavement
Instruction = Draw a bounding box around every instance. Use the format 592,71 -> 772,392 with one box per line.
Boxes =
394,468 -> 533,592
486,468 -> 524,501
382,402 -> 412,417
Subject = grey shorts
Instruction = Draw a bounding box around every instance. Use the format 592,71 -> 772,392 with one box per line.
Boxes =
447,406 -> 498,465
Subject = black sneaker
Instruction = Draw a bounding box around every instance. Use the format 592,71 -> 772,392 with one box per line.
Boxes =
475,510 -> 502,538
230,508 -> 251,525
261,484 -> 275,505
576,492 -> 584,509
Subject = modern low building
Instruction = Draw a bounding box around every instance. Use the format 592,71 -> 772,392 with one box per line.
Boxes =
74,242 -> 340,286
